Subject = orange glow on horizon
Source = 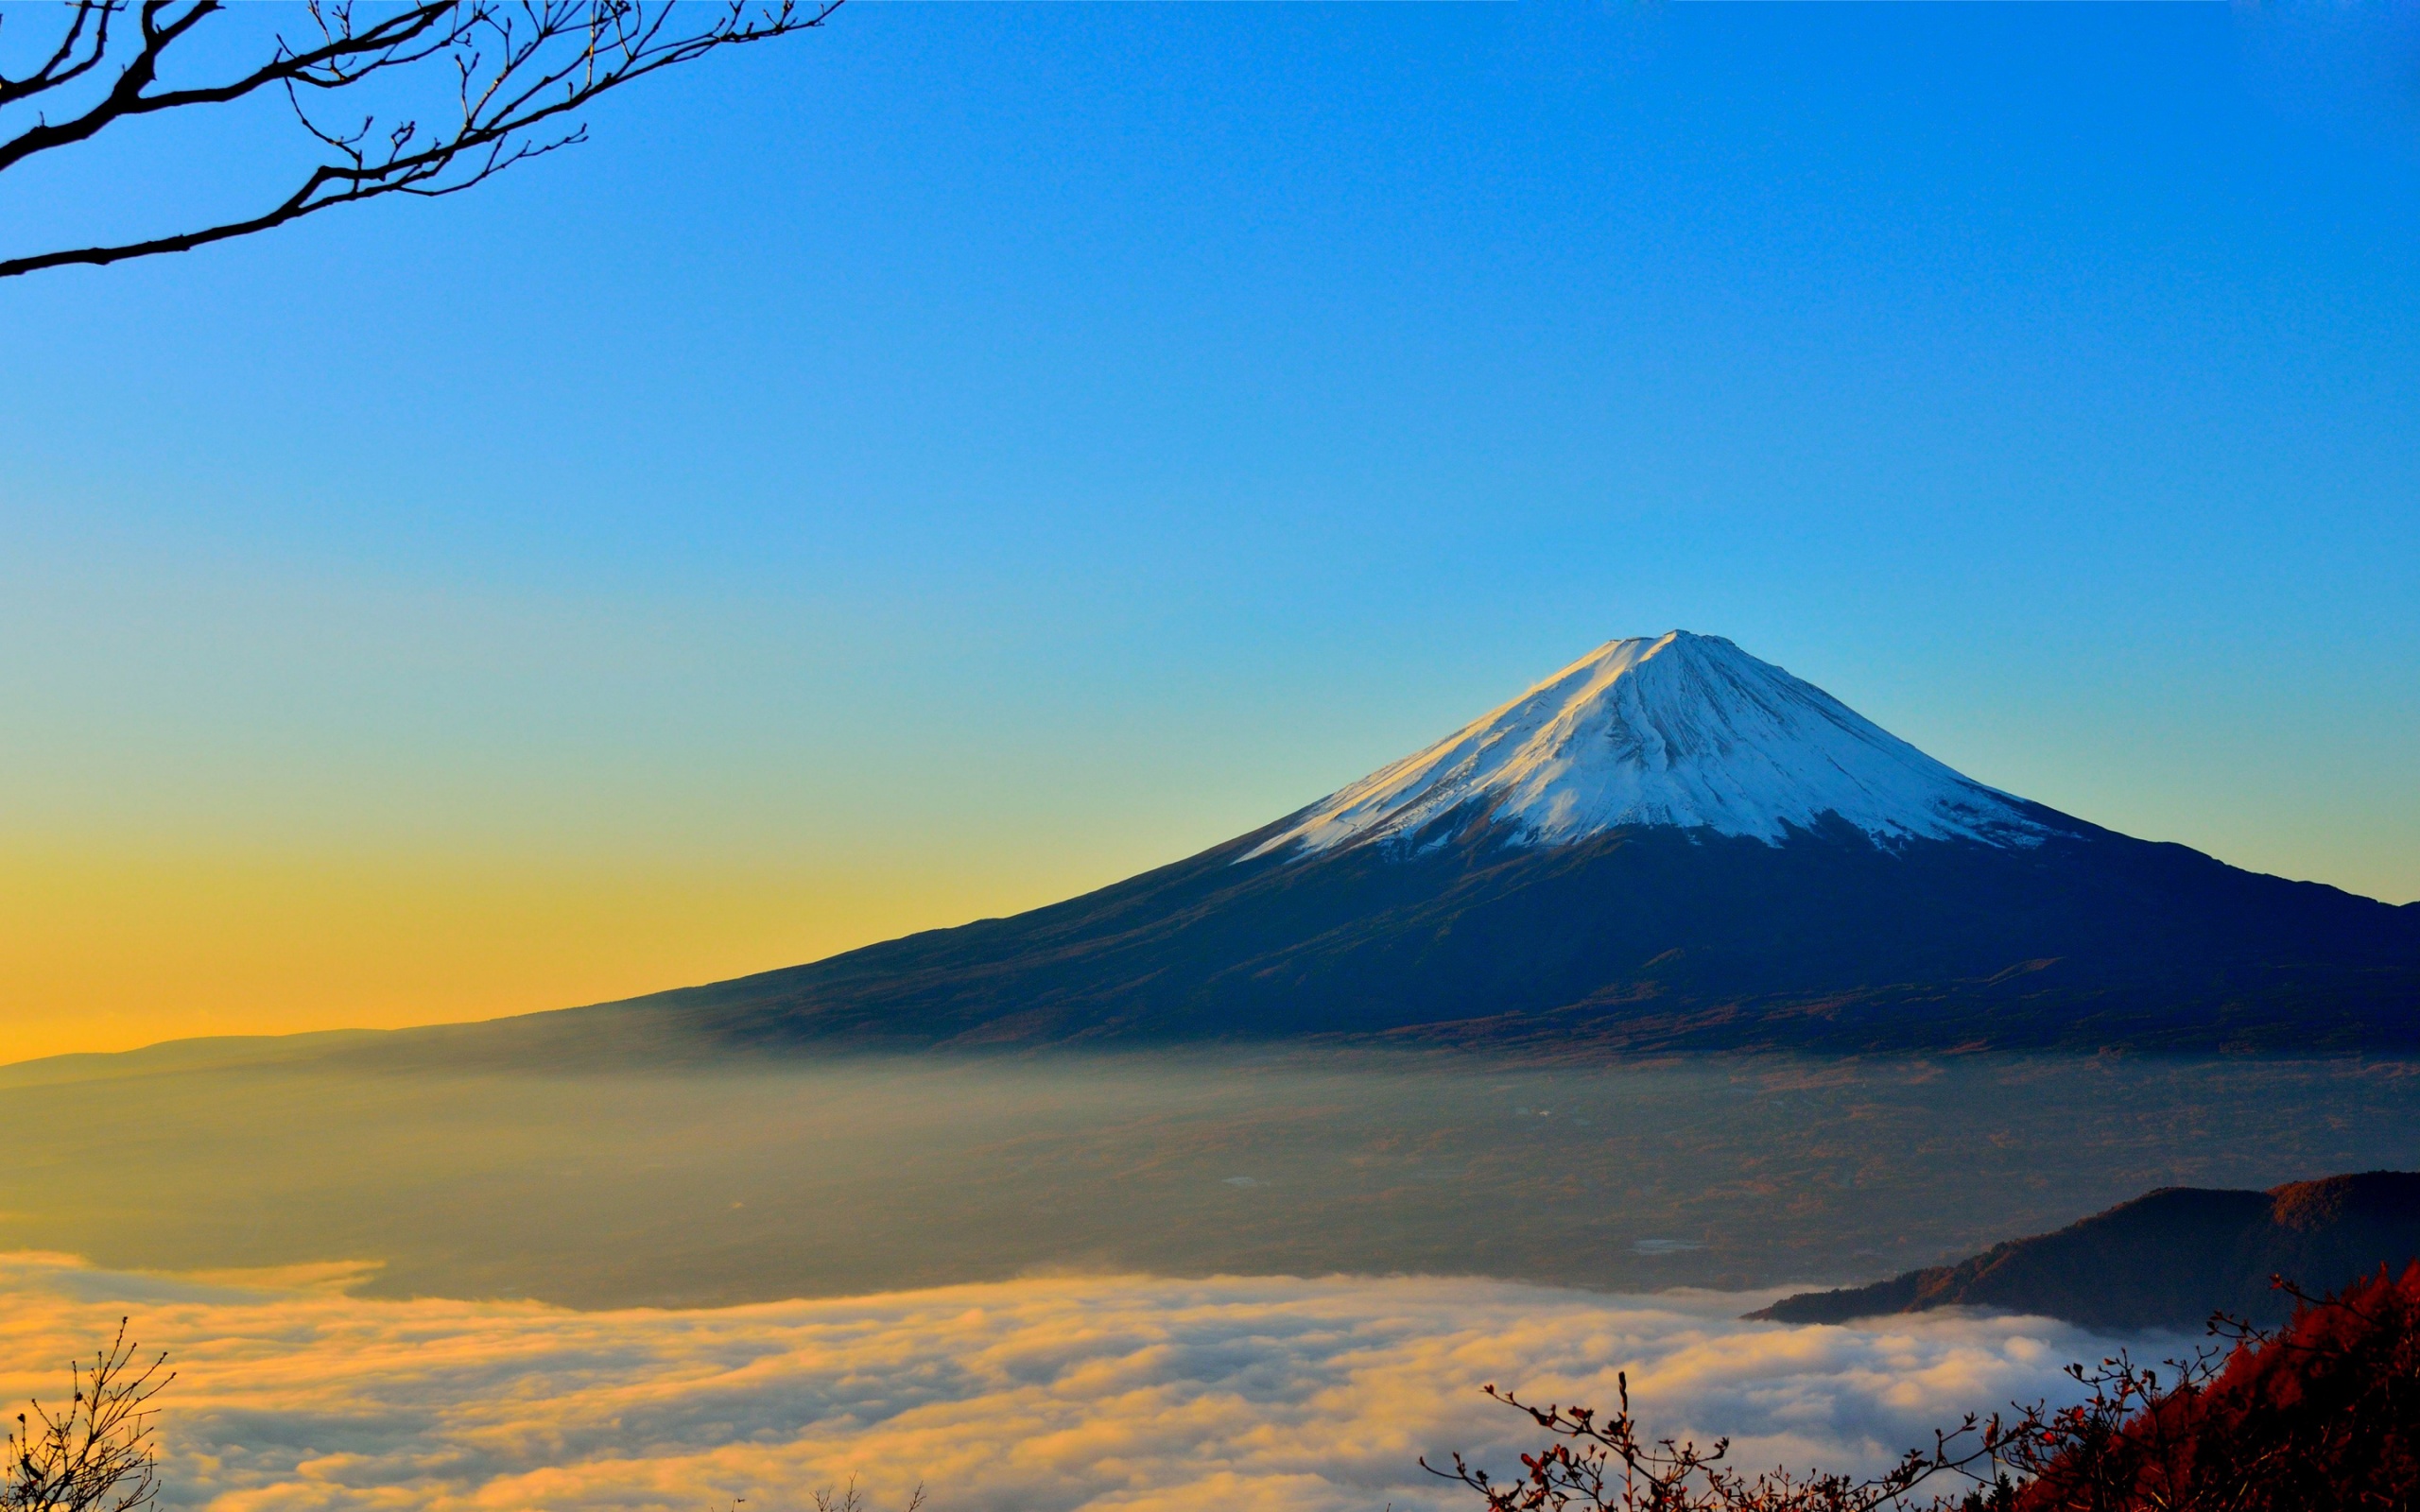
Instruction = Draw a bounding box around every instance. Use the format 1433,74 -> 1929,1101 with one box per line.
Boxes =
0,844 -> 1077,1063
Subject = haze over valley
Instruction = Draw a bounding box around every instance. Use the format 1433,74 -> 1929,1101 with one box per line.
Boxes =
9,1044 -> 2419,1311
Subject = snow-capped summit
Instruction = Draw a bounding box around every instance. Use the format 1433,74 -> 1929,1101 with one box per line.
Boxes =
1248,631 -> 2045,860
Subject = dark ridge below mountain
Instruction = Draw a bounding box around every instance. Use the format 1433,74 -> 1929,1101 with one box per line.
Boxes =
1751,1171 -> 2420,1331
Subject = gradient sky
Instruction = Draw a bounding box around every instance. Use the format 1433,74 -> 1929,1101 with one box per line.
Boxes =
4,3 -> 2417,1058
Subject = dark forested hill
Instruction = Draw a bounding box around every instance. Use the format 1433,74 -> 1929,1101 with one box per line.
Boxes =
1752,1171 -> 2420,1330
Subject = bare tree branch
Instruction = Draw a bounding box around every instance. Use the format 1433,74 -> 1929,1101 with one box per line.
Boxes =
0,1 -> 118,110
1423,1375 -> 2014,1512
0,0 -> 839,279
3,1318 -> 171,1512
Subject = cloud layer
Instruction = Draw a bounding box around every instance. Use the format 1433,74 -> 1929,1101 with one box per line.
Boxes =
0,1254 -> 2128,1512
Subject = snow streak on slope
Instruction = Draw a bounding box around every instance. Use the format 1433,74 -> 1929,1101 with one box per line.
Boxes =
1249,632 -> 2045,860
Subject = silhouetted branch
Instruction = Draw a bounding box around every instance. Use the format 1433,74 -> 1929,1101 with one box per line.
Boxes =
0,0 -> 838,278
1424,1373 -> 2013,1512
809,1477 -> 926,1512
2,1318 -> 171,1512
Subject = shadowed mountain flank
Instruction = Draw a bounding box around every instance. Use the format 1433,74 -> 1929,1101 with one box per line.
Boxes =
1751,1172 -> 2420,1330
613,808 -> 2420,1056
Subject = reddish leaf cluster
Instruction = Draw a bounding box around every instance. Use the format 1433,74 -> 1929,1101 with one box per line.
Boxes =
1438,1266 -> 2420,1512
2009,1263 -> 2420,1511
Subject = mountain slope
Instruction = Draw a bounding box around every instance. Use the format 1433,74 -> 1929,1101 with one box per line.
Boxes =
604,633 -> 2419,1055
1750,1171 -> 2420,1330
632,811 -> 2419,1053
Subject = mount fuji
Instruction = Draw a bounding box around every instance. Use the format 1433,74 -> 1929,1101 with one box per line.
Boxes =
604,632 -> 2419,1055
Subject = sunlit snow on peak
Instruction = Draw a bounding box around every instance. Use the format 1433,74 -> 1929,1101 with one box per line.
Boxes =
1248,631 -> 2044,860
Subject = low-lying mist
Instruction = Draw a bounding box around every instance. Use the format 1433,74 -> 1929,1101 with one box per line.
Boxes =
2,1043 -> 2414,1307
0,1255 -> 2115,1512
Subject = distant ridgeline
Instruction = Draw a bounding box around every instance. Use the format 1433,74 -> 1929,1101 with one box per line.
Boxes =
1752,1171 -> 2420,1331
595,632 -> 2419,1057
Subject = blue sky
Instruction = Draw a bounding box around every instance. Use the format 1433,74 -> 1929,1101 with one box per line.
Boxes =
3,2 -> 2416,1049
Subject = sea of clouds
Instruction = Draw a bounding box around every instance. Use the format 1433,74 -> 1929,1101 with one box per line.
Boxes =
0,1253 -> 2140,1512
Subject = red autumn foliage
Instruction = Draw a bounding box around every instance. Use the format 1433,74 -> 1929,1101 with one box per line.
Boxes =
1434,1265 -> 2420,1512
2006,1262 -> 2420,1511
